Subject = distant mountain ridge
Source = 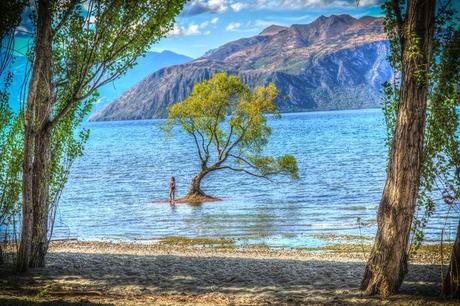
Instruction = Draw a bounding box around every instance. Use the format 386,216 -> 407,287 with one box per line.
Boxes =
93,50 -> 192,112
90,14 -> 392,122
4,49 -> 192,114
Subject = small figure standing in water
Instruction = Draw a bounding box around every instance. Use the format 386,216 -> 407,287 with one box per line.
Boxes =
169,176 -> 176,204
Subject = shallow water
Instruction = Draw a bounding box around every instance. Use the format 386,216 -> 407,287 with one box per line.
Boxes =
53,109 -> 459,247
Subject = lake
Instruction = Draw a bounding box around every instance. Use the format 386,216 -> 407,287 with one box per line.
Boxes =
53,109 -> 458,248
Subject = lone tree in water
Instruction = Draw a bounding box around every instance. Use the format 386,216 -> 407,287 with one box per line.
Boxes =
165,72 -> 299,202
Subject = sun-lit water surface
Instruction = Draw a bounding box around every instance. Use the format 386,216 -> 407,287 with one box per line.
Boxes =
53,109 -> 459,247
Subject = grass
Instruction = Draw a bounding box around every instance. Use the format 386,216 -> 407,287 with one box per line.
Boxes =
32,289 -> 49,301
298,242 -> 455,264
155,235 -> 454,263
158,236 -> 235,248
312,233 -> 374,241
300,243 -> 372,254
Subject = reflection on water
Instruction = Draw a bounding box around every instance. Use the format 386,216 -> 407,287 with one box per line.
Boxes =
54,109 -> 459,247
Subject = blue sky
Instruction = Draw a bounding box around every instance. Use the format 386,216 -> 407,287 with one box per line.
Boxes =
152,0 -> 385,58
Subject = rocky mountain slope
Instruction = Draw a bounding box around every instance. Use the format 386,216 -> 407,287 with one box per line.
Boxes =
93,50 -> 192,112
90,14 -> 391,121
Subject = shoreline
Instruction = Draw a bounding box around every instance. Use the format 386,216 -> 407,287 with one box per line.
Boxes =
1,240 -> 457,305
2,237 -> 452,264
41,236 -> 455,264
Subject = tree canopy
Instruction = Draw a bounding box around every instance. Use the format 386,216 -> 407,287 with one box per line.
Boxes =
165,72 -> 298,200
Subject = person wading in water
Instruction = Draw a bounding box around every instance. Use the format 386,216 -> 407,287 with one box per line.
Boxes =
169,176 -> 176,204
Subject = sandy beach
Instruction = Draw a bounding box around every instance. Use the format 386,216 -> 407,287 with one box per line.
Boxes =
0,240 -> 458,305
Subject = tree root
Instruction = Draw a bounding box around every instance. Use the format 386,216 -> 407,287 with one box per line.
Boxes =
175,193 -> 222,204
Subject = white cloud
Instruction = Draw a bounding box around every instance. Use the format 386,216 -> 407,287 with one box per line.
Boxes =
185,24 -> 201,35
181,0 -> 230,15
255,0 -> 380,9
168,23 -> 201,36
197,17 -> 219,34
225,22 -> 241,31
168,16 -> 220,37
181,0 -> 380,15
230,3 -> 247,11
200,20 -> 211,28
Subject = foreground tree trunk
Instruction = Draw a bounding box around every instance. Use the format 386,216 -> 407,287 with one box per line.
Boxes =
29,2 -> 52,267
361,0 -> 436,297
16,0 -> 52,272
29,128 -> 52,268
444,220 -> 460,297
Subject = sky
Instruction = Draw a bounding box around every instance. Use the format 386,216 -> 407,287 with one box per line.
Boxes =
152,0 -> 385,58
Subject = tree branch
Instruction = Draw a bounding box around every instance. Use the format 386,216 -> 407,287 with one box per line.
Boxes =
188,128 -> 204,162
52,0 -> 79,37
391,0 -> 405,50
46,91 -> 79,132
222,123 -> 247,161
220,125 -> 234,159
228,153 -> 258,169
217,166 -> 273,182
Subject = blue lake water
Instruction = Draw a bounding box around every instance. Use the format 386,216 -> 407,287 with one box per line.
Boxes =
53,109 -> 459,247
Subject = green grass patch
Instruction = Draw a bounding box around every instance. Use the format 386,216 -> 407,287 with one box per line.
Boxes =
312,233 -> 374,241
158,236 -> 235,248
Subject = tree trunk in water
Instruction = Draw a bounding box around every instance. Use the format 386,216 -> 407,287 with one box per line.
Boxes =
361,0 -> 435,297
444,220 -> 460,297
15,0 -> 52,272
187,171 -> 208,197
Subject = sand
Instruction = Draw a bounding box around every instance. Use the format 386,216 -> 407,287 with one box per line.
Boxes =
0,241 -> 458,305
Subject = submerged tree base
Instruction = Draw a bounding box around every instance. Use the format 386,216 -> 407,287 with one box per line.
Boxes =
175,193 -> 222,204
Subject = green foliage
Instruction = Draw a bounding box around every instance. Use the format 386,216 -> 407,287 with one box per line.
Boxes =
381,0 -> 460,253
276,155 -> 299,179
0,0 -> 27,38
412,30 -> 460,252
0,65 -> 22,235
381,81 -> 398,149
381,0 -> 403,72
43,0 -> 186,230
165,72 -> 299,183
53,0 -> 185,101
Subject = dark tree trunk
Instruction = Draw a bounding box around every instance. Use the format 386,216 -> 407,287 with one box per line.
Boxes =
444,220 -> 460,297
361,0 -> 436,297
29,129 -> 52,268
16,0 -> 52,272
187,171 -> 208,197
16,106 -> 35,272
29,0 -> 52,269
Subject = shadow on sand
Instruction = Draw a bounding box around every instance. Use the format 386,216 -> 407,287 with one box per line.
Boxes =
0,251 -> 458,305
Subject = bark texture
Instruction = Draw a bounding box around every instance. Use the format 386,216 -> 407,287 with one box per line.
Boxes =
187,171 -> 209,198
444,220 -> 460,297
360,0 -> 436,297
29,5 -> 52,267
16,0 -> 52,272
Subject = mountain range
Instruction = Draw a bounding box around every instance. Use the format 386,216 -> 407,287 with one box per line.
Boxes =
5,49 -> 192,114
90,14 -> 392,122
93,50 -> 192,112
